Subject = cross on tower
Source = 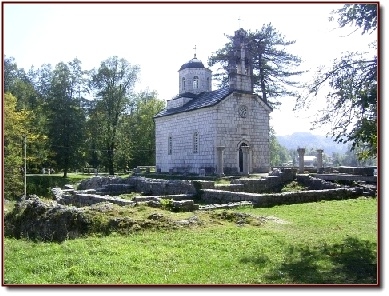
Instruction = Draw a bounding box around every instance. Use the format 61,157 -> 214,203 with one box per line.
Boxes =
238,16 -> 243,28
193,45 -> 197,58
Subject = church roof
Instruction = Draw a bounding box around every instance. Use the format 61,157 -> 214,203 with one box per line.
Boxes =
155,87 -> 232,118
179,55 -> 205,71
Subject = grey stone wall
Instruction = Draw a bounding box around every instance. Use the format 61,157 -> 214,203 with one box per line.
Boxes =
178,67 -> 212,95
229,169 -> 296,193
78,176 -> 125,190
337,166 -> 376,176
155,92 -> 271,175
51,174 -> 370,214
201,187 -> 363,207
229,73 -> 252,93
215,93 -> 271,173
78,176 -> 204,196
296,175 -> 341,190
155,108 -> 218,173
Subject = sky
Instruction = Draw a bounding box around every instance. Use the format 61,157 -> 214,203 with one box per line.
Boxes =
2,1 -> 378,136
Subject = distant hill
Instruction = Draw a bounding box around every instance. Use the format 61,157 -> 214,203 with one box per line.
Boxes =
276,132 -> 349,155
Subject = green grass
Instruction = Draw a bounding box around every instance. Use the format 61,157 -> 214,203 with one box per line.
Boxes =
3,197 -> 377,285
281,180 -> 308,192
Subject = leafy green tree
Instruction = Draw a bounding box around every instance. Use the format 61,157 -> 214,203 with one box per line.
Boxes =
3,93 -> 29,199
269,127 -> 290,167
4,57 -> 51,173
115,90 -> 165,170
46,59 -> 86,177
4,56 -> 19,94
208,24 -> 304,107
296,4 -> 377,160
83,105 -> 104,171
89,56 -> 140,175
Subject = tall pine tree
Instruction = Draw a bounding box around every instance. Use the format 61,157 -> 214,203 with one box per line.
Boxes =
208,24 -> 304,108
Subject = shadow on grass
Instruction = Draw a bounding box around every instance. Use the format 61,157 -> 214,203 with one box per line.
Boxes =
240,237 -> 377,284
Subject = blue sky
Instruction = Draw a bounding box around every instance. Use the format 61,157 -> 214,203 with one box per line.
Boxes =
3,1 -> 377,136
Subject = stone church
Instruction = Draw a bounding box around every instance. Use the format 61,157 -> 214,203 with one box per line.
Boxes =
154,28 -> 272,175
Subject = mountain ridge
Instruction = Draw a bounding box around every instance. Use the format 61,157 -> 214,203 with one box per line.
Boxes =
276,132 -> 349,155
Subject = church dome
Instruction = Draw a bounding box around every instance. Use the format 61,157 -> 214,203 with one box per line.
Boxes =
179,55 -> 205,71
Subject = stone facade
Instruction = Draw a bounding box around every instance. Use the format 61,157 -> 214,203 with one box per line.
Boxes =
155,107 -> 217,174
155,91 -> 271,174
154,28 -> 272,175
179,66 -> 212,95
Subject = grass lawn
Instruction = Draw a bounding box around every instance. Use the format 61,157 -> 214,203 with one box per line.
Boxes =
3,197 -> 378,285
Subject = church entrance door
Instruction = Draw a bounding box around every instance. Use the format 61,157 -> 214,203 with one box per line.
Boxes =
239,143 -> 248,173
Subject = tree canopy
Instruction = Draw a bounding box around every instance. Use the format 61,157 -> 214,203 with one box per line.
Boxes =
89,56 -> 140,175
208,23 -> 304,108
46,59 -> 87,177
3,93 -> 29,199
3,55 -> 164,188
295,4 -> 378,160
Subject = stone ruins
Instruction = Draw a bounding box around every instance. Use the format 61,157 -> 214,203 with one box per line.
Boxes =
50,167 -> 375,212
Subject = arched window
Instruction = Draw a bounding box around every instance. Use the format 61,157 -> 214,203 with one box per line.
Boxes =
182,77 -> 186,91
193,76 -> 199,89
168,136 -> 172,155
193,132 -> 199,153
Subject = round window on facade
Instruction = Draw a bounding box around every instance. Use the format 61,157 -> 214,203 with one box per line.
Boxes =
238,105 -> 248,118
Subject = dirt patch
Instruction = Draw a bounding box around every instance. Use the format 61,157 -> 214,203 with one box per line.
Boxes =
265,215 -> 291,224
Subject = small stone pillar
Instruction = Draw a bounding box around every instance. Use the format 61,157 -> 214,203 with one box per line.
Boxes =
297,148 -> 305,174
241,146 -> 250,175
216,146 -> 225,176
317,149 -> 324,173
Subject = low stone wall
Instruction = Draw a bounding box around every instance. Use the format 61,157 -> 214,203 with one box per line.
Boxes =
78,176 -> 202,196
337,166 -> 376,176
127,177 -> 197,195
201,187 -> 364,208
215,184 -> 245,192
296,175 -> 341,190
230,169 -> 296,193
78,176 -> 125,190
60,192 -> 136,207
53,187 -> 198,211
71,174 -> 369,211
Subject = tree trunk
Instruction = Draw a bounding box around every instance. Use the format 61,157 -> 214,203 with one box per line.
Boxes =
63,168 -> 68,178
107,145 -> 115,175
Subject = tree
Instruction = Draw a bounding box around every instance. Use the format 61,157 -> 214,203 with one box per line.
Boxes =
4,57 -> 51,173
269,127 -> 290,167
84,105 -> 104,171
208,24 -> 304,107
115,90 -> 165,170
3,93 -> 29,199
295,4 -> 378,160
89,56 -> 140,175
4,56 -> 18,94
46,59 -> 86,177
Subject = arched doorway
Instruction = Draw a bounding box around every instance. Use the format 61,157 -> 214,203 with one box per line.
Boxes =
239,143 -> 248,173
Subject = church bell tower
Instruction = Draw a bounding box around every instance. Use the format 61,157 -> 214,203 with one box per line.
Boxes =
228,28 -> 253,93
